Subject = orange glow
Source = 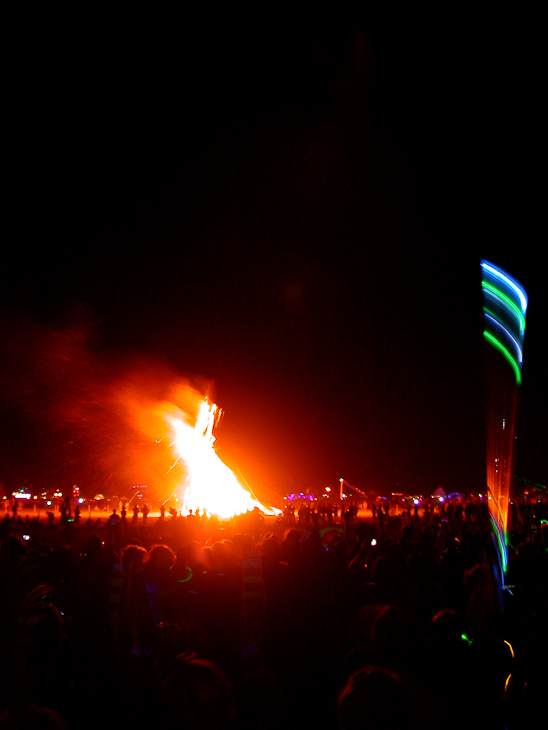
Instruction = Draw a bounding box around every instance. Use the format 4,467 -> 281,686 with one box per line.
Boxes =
19,322 -> 278,514
167,400 -> 281,520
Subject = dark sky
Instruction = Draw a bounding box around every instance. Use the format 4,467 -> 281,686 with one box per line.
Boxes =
3,18 -> 546,502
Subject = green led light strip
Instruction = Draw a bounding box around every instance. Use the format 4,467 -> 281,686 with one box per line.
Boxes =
483,331 -> 522,385
482,281 -> 526,334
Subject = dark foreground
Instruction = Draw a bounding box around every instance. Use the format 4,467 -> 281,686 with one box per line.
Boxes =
0,500 -> 546,729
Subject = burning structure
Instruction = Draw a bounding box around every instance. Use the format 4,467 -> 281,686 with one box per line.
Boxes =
0,317 -> 281,518
167,399 -> 280,520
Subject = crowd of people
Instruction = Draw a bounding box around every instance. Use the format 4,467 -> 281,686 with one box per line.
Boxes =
0,494 -> 546,729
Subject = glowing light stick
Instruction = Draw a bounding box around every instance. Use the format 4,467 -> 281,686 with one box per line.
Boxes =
481,261 -> 528,314
481,261 -> 527,583
481,282 -> 526,335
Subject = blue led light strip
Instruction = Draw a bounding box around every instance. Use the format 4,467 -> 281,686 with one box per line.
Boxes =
481,261 -> 528,315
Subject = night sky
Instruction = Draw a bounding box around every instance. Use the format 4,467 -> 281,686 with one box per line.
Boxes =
3,18 -> 546,504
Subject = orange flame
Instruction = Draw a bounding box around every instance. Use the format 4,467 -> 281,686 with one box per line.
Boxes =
168,400 -> 280,520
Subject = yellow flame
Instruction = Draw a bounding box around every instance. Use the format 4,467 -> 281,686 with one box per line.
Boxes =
168,401 -> 280,520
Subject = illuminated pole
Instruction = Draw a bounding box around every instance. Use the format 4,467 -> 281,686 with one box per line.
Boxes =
481,260 -> 527,579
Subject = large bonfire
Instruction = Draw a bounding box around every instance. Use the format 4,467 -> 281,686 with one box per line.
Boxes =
167,399 -> 280,520
2,319 -> 281,519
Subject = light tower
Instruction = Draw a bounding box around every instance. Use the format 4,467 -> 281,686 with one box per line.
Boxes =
481,260 -> 528,578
